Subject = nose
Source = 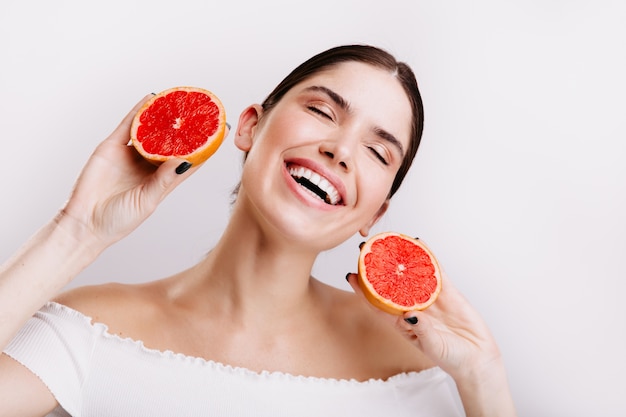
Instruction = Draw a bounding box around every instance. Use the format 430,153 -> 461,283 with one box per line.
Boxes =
319,139 -> 353,171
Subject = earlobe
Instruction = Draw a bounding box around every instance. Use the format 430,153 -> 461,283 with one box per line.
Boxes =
234,104 -> 263,152
359,200 -> 390,237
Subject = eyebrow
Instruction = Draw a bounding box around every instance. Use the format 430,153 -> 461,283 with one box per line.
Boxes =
303,85 -> 405,157
305,85 -> 351,112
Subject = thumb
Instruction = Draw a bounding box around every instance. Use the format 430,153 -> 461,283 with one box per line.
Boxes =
142,159 -> 196,207
139,120 -> 231,205
400,311 -> 445,358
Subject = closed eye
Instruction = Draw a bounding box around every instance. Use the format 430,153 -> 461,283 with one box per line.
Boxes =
307,105 -> 333,120
368,146 -> 389,165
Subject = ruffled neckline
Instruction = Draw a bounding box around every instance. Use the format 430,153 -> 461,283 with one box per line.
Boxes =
45,301 -> 444,387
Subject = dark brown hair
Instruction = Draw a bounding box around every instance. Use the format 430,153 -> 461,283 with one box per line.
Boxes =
261,44 -> 424,198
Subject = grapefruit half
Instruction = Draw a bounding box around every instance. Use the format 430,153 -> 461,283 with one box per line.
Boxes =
130,86 -> 226,165
357,232 -> 442,314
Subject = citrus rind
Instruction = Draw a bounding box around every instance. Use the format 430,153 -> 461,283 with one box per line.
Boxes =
357,232 -> 442,315
130,86 -> 226,166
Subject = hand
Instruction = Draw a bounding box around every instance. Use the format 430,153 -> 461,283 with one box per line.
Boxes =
347,270 -> 500,380
346,270 -> 516,415
58,95 -> 227,250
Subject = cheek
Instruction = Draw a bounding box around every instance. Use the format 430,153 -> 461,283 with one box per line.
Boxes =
357,171 -> 394,209
359,150 -> 400,192
261,109 -> 322,149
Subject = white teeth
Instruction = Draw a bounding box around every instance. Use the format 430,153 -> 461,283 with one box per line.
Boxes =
288,165 -> 341,205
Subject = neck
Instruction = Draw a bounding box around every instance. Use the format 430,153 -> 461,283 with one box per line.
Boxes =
177,200 -> 323,322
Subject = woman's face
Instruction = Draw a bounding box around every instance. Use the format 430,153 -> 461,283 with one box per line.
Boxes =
234,61 -> 413,250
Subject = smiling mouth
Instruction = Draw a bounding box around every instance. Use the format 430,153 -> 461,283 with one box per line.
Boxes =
287,164 -> 342,205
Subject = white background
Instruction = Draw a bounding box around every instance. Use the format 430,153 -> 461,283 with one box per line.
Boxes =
1,1 -> 625,415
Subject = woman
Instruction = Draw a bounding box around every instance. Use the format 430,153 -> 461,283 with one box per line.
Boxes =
0,45 -> 516,416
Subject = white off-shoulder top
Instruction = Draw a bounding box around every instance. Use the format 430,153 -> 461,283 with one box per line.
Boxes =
4,302 -> 464,416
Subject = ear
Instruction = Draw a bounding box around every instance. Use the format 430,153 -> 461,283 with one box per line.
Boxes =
234,104 -> 263,152
359,200 -> 390,237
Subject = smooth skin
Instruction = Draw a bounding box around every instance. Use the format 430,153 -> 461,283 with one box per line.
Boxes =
0,63 -> 516,416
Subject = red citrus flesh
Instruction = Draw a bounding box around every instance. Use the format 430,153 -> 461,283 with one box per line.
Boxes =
357,232 -> 442,314
130,86 -> 226,165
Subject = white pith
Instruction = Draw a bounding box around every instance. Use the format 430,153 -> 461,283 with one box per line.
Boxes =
288,165 -> 341,205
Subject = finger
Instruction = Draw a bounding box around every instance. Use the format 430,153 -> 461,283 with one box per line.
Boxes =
345,272 -> 404,331
140,158 -> 198,208
345,272 -> 379,307
105,94 -> 154,145
345,272 -> 359,292
345,272 -> 378,308
400,310 -> 444,355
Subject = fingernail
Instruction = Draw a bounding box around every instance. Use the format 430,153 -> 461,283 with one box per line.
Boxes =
175,162 -> 192,175
151,92 -> 157,96
345,273 -> 351,282
404,316 -> 418,325
359,241 -> 365,249
226,122 -> 231,130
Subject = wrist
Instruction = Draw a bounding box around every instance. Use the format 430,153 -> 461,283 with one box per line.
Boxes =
454,357 -> 517,417
0,212 -> 108,347
52,209 -> 109,259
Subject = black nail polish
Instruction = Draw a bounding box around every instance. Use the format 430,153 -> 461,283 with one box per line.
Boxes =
151,92 -> 157,96
226,122 -> 231,130
404,316 -> 418,325
345,273 -> 351,282
359,241 -> 365,250
175,162 -> 192,175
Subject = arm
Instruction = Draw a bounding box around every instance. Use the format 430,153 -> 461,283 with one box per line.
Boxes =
347,272 -> 517,417
0,211 -> 103,350
0,95 -> 212,414
0,218 -> 103,416
0,353 -> 58,416
0,97 -> 210,417
453,357 -> 516,417
0,94 -> 197,347
405,274 -> 516,416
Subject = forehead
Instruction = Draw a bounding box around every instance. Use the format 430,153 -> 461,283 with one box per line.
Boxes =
291,61 -> 413,147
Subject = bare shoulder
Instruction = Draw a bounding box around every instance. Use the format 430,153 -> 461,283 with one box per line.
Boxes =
312,279 -> 435,376
53,280 -> 168,338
